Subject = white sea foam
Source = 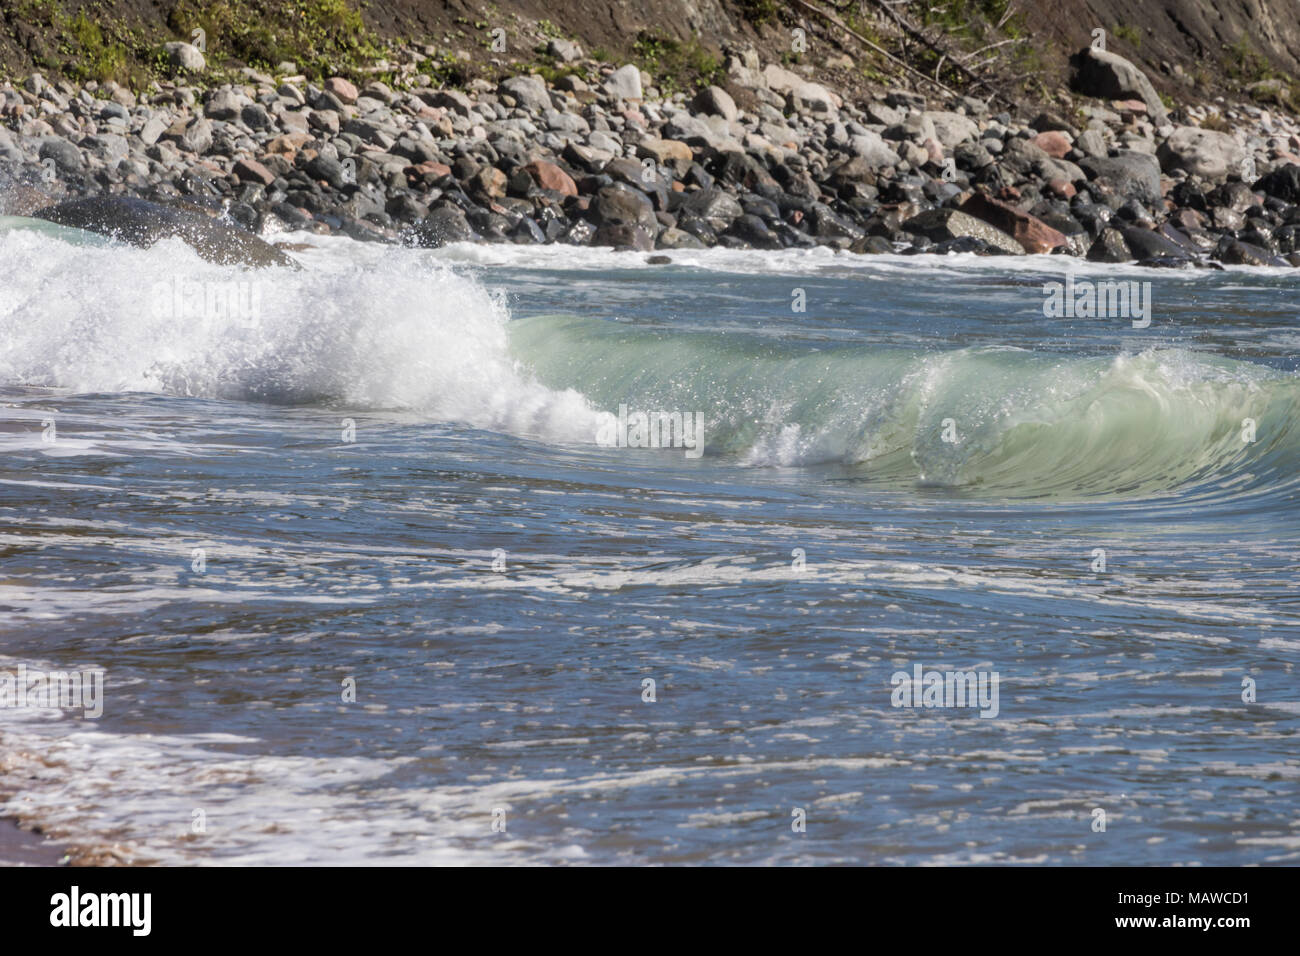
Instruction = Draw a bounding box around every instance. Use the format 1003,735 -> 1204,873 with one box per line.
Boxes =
0,227 -> 601,444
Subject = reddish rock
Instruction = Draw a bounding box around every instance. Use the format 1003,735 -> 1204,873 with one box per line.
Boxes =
1113,99 -> 1147,114
1031,130 -> 1072,159
1045,178 -> 1076,199
266,132 -> 310,155
470,166 -> 507,199
523,159 -> 578,196
1171,207 -> 1205,230
233,157 -> 275,185
410,160 -> 452,180
997,185 -> 1021,201
922,137 -> 944,166
960,192 -> 1068,254
325,77 -> 359,104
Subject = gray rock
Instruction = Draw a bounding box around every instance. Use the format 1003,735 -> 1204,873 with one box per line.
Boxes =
135,116 -> 166,148
681,189 -> 744,232
902,208 -> 1023,254
954,141 -> 994,169
308,109 -> 341,135
1086,227 -> 1131,262
544,109 -> 589,135
36,196 -> 296,267
411,206 -> 479,247
1069,47 -> 1168,126
548,38 -> 583,63
241,103 -> 273,130
998,137 -> 1050,177
603,64 -> 643,101
1215,236 -> 1283,266
1157,126 -> 1247,184
790,81 -> 837,115
85,132 -> 128,161
424,89 -> 473,115
164,42 -> 206,73
851,235 -> 895,254
498,75 -> 551,112
98,100 -> 130,122
850,131 -> 901,167
809,202 -> 863,241
1080,152 -> 1162,207
1254,163 -> 1300,202
656,227 -> 707,249
593,183 -> 656,229
923,111 -> 979,147
39,137 -> 83,173
1075,128 -> 1108,159
178,117 -> 213,154
865,101 -> 903,127
1119,225 -> 1188,259
306,155 -> 349,189
727,214 -> 781,248
205,89 -> 244,120
692,85 -> 738,122
592,222 -> 654,250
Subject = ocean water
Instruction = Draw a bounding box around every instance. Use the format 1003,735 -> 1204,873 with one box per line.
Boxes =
1,223 -> 1297,865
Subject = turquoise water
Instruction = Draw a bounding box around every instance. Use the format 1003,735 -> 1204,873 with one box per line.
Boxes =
1,228 -> 1297,864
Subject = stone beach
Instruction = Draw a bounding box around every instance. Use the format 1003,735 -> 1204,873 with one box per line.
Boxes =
5,40 -> 1300,267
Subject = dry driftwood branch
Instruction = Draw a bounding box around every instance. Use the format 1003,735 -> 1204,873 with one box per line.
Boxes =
788,0 -> 965,100
858,0 -> 987,88
957,37 -> 1024,63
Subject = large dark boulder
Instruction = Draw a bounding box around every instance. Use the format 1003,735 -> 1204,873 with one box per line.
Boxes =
678,188 -> 743,233
1254,164 -> 1300,204
1086,227 -> 1131,262
592,222 -> 654,250
902,208 -> 1023,254
1068,47 -> 1169,126
1080,153 -> 1163,208
410,205 -> 480,247
35,196 -> 298,268
591,183 -> 657,229
1119,225 -> 1191,260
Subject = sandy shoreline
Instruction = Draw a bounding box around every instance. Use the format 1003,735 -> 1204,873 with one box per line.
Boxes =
0,816 -> 67,867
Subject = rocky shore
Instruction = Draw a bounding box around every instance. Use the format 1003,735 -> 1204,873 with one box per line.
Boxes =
4,39 -> 1300,266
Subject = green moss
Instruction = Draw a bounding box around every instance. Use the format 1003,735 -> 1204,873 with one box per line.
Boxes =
165,0 -> 386,82
1225,34 -> 1270,84
631,31 -> 722,95
1112,23 -> 1141,47
65,11 -> 129,83
737,0 -> 781,26
13,0 -> 159,87
529,60 -> 583,85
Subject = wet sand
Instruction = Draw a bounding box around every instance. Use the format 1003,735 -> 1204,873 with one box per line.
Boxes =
0,817 -> 66,866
